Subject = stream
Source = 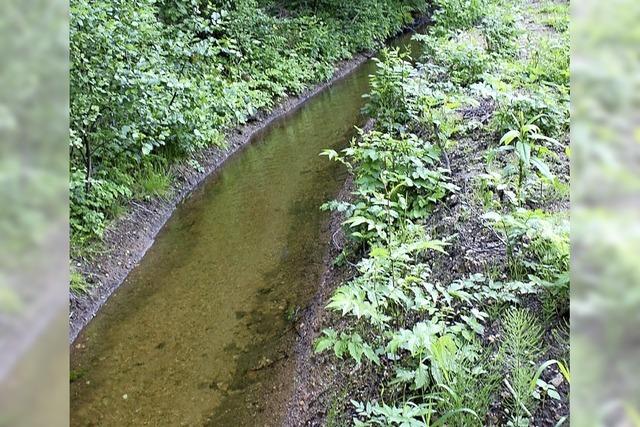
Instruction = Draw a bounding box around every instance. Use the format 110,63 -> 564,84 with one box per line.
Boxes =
70,28 -> 423,427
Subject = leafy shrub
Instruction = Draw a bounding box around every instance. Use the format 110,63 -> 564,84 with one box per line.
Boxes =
70,0 -> 426,246
322,131 -> 456,242
525,37 -> 570,87
363,49 -> 413,132
490,87 -> 569,138
431,0 -> 488,34
70,169 -> 132,241
316,1 -> 570,424
480,3 -> 519,54
483,209 -> 569,285
407,88 -> 471,169
417,31 -> 492,86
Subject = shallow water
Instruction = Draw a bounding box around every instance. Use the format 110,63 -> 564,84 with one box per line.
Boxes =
70,30 -> 422,426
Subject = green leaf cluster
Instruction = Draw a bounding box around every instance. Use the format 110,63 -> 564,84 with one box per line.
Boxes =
70,0 -> 425,247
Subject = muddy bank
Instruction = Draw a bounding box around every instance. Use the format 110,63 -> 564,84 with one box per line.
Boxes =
69,52 -> 373,343
283,120 -> 376,426
283,176 -> 356,427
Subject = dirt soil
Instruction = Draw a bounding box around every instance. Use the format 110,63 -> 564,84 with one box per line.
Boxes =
69,52 -> 374,343
283,174 -> 357,427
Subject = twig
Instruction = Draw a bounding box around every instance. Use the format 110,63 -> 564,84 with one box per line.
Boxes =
331,228 -> 342,250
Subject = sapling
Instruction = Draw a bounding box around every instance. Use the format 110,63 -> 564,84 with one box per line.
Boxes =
499,112 -> 559,204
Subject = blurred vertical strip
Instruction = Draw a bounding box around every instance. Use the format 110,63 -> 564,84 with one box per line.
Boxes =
572,0 -> 640,425
0,0 -> 69,426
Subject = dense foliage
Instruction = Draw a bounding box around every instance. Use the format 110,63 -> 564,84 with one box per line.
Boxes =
317,0 -> 570,425
70,0 -> 426,248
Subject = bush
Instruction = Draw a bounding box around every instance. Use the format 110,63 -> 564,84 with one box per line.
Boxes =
431,0 -> 488,34
362,49 -> 413,132
322,130 -> 456,242
418,30 -> 492,86
491,88 -> 569,138
70,0 -> 426,247
480,3 -> 519,54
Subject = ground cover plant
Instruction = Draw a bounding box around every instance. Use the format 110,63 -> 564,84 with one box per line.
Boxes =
69,0 -> 427,257
315,0 -> 570,424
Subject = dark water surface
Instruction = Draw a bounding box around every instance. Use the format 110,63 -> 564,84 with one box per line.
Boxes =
70,30 -> 422,426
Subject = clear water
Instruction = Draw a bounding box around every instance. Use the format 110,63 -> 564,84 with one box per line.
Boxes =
70,30 -> 422,426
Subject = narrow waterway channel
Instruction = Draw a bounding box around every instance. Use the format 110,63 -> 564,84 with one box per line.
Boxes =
70,29 -> 423,426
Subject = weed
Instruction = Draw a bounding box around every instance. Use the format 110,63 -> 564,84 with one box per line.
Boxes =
480,3 -> 519,54
431,0 -> 488,34
498,112 -> 559,204
326,388 -> 349,427
537,2 -> 569,33
417,31 -> 491,87
498,308 -> 543,422
134,165 -> 173,200
316,0 -> 570,422
70,270 -> 90,295
363,48 -> 413,133
322,130 -> 456,243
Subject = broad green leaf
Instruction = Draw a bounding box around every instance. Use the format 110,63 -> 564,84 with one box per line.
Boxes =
500,129 -> 520,145
531,157 -> 554,181
515,140 -> 531,166
414,363 -> 429,389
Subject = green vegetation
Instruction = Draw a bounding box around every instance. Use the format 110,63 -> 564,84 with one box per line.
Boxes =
70,270 -> 90,295
70,0 -> 427,250
0,286 -> 22,314
316,0 -> 569,424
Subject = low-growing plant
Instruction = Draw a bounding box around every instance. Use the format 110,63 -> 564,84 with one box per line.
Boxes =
134,164 -> 173,200
352,398 -> 475,426
321,131 -> 456,242
498,308 -> 543,423
536,2 -> 569,33
316,0 -> 570,422
417,31 -> 492,87
70,169 -> 132,242
363,48 -> 413,133
480,2 -> 519,55
315,329 -> 380,366
525,37 -> 570,87
498,112 -> 559,204
409,89 -> 468,170
431,0 -> 488,34
70,270 -> 90,295
483,209 -> 569,289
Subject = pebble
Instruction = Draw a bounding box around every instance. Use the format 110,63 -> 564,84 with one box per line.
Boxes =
550,373 -> 564,387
